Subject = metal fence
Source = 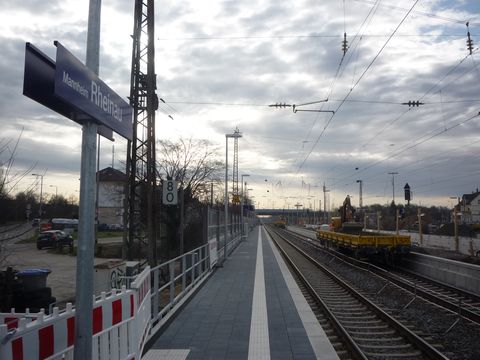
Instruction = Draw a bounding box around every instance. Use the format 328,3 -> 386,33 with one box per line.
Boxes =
149,206 -> 257,335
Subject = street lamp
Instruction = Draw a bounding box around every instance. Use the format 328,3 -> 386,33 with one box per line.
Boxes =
241,174 -> 250,239
32,173 -> 44,218
449,196 -> 460,251
388,172 -> 398,204
50,184 -> 58,197
356,180 -> 363,209
224,129 -> 242,261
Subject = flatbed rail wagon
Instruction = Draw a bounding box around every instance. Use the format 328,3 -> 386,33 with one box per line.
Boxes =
316,230 -> 411,257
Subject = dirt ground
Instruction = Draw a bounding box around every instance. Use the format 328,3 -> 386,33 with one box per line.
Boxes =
2,238 -> 118,304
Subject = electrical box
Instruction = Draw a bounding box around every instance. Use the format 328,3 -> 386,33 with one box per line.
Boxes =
94,260 -> 126,295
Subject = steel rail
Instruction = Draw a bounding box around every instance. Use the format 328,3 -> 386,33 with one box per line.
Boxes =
266,225 -> 449,360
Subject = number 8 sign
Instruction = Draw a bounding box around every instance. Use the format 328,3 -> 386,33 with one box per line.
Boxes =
163,180 -> 178,205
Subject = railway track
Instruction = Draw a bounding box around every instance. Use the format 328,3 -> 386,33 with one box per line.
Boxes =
389,268 -> 480,323
290,226 -> 480,326
265,225 -> 448,360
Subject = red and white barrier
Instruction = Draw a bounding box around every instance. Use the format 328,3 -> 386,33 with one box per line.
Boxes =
0,267 -> 151,360
0,309 -> 40,330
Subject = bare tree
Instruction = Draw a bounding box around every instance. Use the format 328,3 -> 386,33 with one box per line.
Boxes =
156,138 -> 223,201
0,129 -> 37,198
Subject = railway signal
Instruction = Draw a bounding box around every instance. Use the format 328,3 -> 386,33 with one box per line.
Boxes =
404,183 -> 411,206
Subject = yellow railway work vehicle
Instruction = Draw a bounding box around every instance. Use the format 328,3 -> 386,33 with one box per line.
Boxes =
273,217 -> 287,229
316,230 -> 411,258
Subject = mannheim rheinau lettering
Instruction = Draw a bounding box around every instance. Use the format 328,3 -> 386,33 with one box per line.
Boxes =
62,70 -> 123,122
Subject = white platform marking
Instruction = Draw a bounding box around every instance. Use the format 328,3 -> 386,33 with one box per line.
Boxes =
142,349 -> 190,360
248,227 -> 271,360
265,229 -> 340,360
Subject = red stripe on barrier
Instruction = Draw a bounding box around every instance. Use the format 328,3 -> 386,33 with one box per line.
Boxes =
12,338 -> 23,360
92,306 -> 103,335
130,294 -> 134,317
5,317 -> 18,330
112,299 -> 122,325
39,325 -> 54,359
67,316 -> 75,347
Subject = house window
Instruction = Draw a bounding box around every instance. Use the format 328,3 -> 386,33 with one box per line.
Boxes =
478,200 -> 480,205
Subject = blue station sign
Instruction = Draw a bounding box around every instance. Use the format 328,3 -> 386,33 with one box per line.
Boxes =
23,42 -> 132,141
54,42 -> 132,140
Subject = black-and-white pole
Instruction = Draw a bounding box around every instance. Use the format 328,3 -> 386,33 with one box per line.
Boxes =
74,1 -> 101,358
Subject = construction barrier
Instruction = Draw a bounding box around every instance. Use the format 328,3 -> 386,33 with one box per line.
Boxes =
0,266 -> 151,360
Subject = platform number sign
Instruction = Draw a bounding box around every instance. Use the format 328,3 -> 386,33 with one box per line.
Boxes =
163,180 -> 178,205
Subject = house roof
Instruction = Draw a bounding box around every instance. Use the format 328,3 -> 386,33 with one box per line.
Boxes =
97,167 -> 127,182
462,190 -> 480,205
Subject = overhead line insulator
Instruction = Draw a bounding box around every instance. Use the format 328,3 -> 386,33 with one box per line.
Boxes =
342,32 -> 348,55
402,101 -> 424,107
268,103 -> 292,108
466,22 -> 474,55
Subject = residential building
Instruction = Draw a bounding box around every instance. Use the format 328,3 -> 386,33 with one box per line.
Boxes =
97,167 -> 126,226
459,189 -> 480,224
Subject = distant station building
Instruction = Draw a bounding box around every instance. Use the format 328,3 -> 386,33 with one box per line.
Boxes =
458,189 -> 480,224
97,167 -> 126,226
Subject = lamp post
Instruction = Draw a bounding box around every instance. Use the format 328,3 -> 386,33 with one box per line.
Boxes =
225,130 -> 242,261
356,180 -> 363,209
49,184 -> 58,197
450,196 -> 459,251
388,172 -> 398,204
241,174 -> 250,239
418,209 -> 425,245
32,173 -> 44,218
323,182 -> 330,224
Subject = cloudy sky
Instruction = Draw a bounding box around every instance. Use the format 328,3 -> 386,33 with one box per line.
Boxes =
1,0 -> 479,211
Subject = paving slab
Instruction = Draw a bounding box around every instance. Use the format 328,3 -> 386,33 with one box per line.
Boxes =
147,226 -> 340,360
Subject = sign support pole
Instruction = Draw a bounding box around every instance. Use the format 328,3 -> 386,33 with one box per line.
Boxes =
74,1 -> 101,359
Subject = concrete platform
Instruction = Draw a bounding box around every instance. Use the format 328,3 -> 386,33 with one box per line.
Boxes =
146,225 -> 339,360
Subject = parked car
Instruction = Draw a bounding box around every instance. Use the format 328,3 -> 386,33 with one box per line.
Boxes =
98,223 -> 124,231
320,224 -> 331,231
36,230 -> 73,250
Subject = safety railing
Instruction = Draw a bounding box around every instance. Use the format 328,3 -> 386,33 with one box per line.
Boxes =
149,243 -> 210,331
0,266 -> 151,360
0,208 -> 258,359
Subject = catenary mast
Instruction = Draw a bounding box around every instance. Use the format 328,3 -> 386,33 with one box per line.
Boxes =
124,0 -> 158,266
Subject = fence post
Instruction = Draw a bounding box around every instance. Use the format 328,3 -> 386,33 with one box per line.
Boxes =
169,262 -> 175,304
216,209 -> 220,252
153,268 -> 159,322
182,256 -> 186,292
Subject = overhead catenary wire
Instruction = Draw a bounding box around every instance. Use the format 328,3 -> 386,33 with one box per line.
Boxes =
346,137 -> 480,192
287,0 -> 384,181
351,49 -> 479,170
157,34 -> 478,41
297,0 -> 421,173
328,46 -> 480,184
332,110 -> 480,189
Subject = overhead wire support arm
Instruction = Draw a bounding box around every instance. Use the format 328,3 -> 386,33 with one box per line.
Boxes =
269,99 -> 334,114
293,98 -> 333,114
292,108 -> 335,114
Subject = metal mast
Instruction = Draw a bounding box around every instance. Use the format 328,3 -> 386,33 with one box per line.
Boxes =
232,127 -> 240,203
124,0 -> 158,266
